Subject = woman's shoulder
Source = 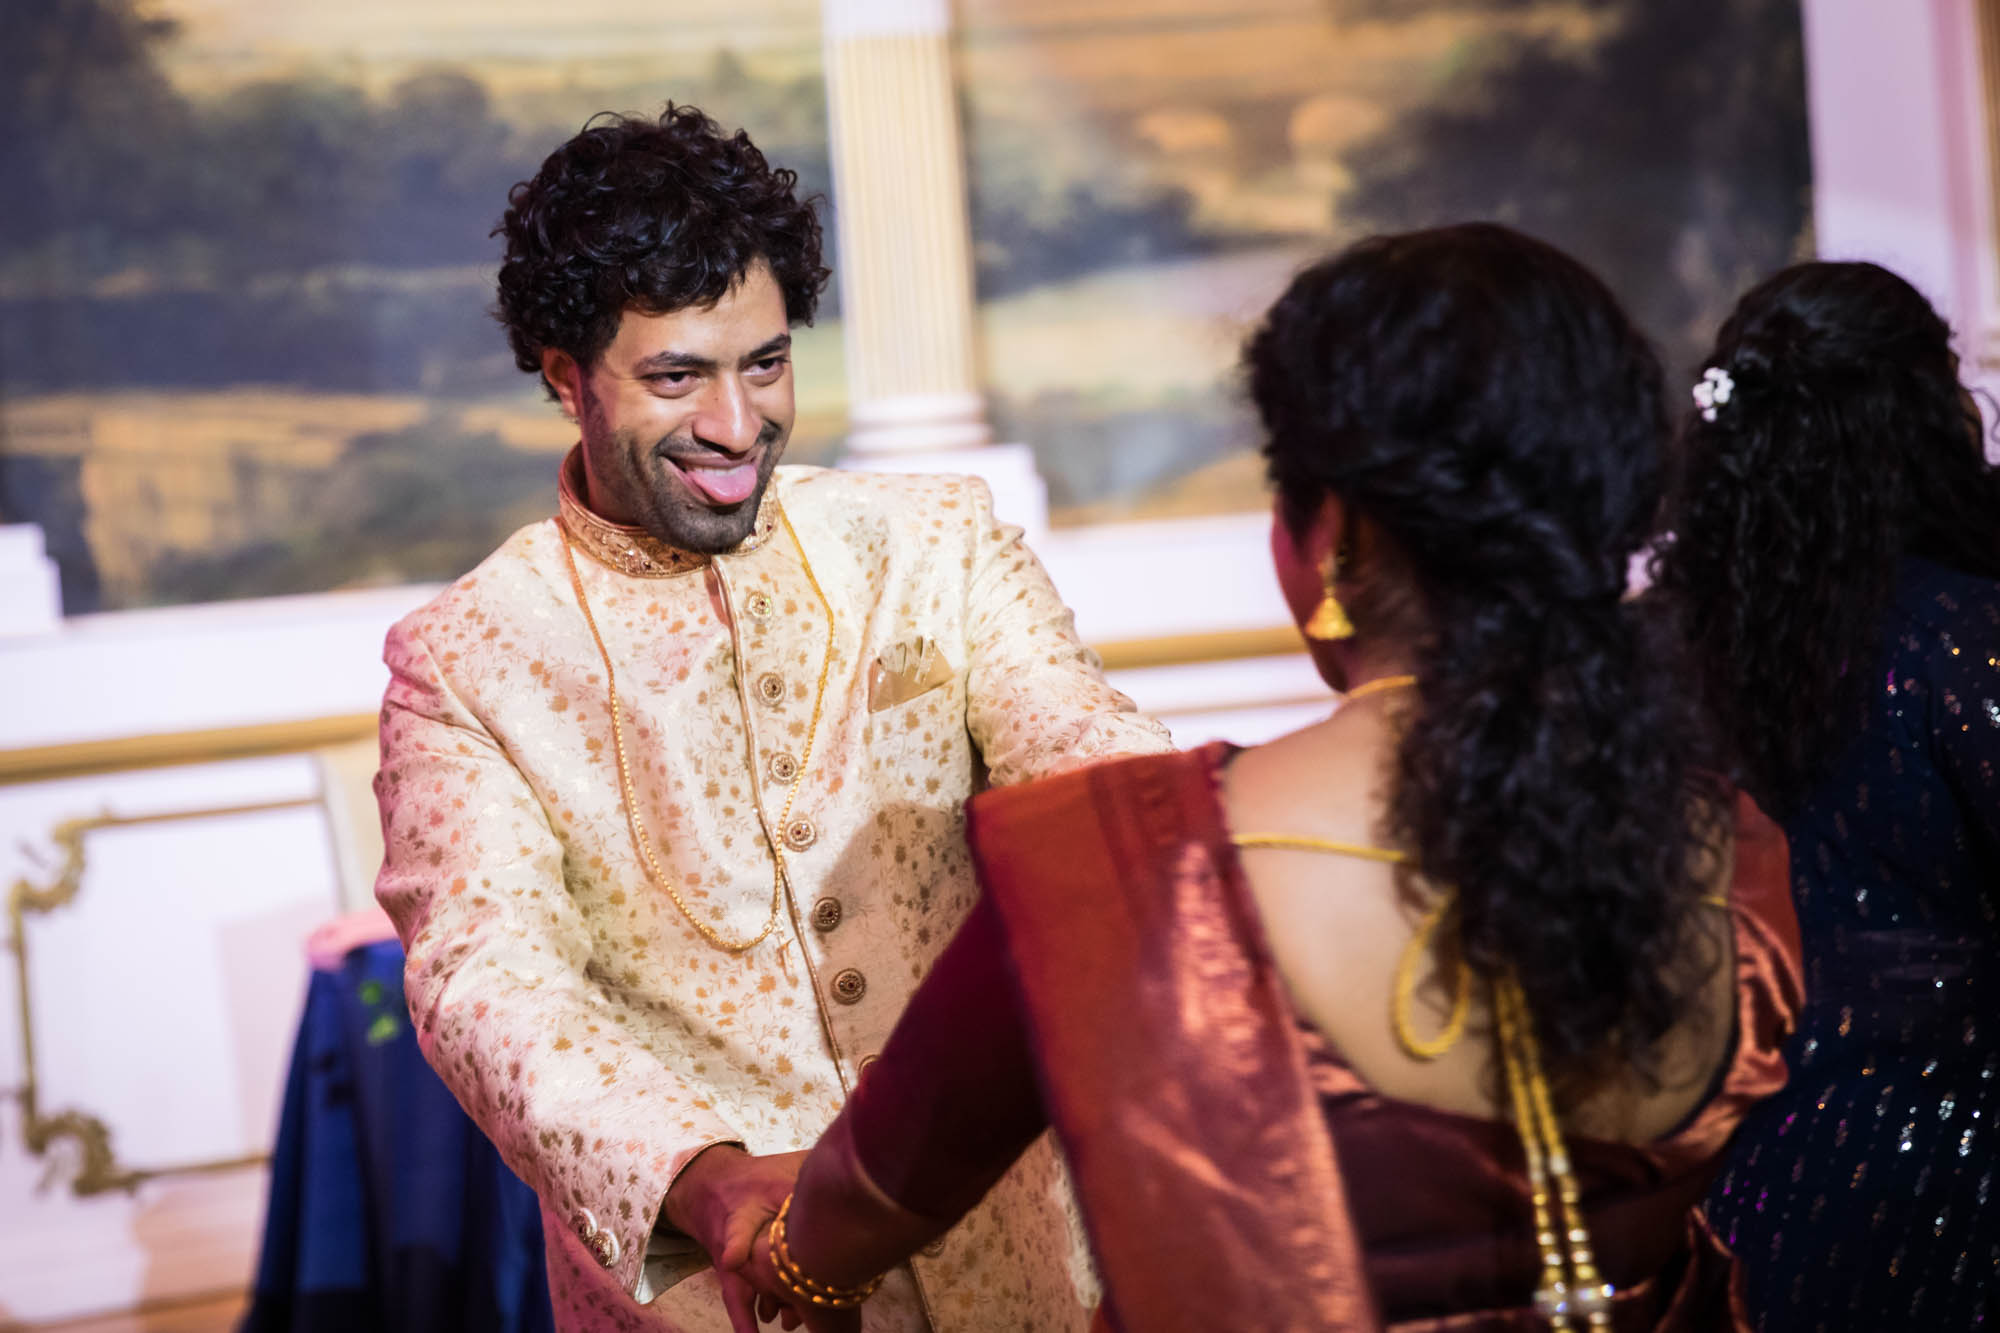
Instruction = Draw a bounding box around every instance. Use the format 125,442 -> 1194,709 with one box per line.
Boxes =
968,743 -> 1229,845
1640,787 -> 1805,1164
1725,789 -> 1802,967
1880,560 -> 2000,739
1893,557 -> 2000,641
964,743 -> 1237,906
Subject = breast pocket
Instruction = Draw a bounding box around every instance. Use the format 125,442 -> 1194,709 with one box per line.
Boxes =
863,650 -> 968,783
867,635 -> 955,712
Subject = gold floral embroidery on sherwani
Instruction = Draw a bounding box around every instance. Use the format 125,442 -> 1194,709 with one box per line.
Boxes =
374,452 -> 1172,1332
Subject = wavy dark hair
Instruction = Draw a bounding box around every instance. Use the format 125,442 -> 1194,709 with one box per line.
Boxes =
1249,223 -> 1726,1095
495,103 -> 828,391
1651,261 -> 2000,818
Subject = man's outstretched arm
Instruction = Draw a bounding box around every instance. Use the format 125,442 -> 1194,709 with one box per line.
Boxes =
375,623 -> 745,1306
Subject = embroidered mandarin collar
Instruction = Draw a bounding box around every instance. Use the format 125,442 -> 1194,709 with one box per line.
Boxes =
554,444 -> 779,577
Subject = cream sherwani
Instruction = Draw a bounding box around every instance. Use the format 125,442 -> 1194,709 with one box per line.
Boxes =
374,456 -> 1172,1332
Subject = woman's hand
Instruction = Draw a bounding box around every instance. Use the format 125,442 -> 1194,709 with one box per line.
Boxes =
672,1148 -> 863,1333
740,1220 -> 864,1333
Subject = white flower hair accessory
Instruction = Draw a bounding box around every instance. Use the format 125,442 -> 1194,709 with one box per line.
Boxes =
1692,366 -> 1735,422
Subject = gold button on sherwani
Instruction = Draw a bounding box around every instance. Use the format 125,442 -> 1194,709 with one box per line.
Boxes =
374,456 -> 1172,1332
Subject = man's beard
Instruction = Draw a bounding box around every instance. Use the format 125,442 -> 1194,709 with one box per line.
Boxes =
582,393 -> 786,554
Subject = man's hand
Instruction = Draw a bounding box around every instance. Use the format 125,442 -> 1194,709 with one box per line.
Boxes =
665,1145 -> 799,1271
662,1146 -> 857,1333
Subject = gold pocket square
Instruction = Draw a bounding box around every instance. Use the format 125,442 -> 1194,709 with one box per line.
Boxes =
868,636 -> 955,711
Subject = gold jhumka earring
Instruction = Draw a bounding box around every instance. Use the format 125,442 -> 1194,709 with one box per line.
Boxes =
1304,550 -> 1356,640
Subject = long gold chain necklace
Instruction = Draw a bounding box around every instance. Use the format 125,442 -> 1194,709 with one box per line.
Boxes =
1230,673 -> 1612,1329
556,504 -> 836,953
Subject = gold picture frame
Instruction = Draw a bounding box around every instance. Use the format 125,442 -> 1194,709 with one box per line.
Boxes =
8,798 -> 322,1196
0,625 -> 1311,787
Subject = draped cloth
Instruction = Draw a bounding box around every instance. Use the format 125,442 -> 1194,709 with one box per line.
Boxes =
244,939 -> 553,1333
949,743 -> 1805,1332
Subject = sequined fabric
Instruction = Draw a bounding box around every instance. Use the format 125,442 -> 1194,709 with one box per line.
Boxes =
373,455 -> 1170,1332
959,745 -> 1801,1332
1706,558 -> 2000,1330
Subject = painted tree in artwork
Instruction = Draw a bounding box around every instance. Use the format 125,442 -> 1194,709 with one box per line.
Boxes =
1340,0 -> 1811,373
0,0 -> 192,267
0,0 -> 851,609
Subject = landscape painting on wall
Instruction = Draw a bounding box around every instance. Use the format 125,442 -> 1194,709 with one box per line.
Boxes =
3,0 -> 835,613
1,0 -> 1809,612
954,0 -> 1813,523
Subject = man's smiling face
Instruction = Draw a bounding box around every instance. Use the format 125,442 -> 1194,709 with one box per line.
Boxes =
544,258 -> 795,553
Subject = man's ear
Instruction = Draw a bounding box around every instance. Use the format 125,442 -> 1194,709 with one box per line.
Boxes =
541,347 -> 585,420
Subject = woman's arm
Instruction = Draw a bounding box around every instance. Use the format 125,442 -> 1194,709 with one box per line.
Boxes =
723,896 -> 1052,1328
780,895 -> 1049,1287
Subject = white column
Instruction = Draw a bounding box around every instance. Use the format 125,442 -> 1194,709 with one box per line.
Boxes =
0,525 -> 63,637
1801,0 -> 2000,401
821,0 -> 1049,531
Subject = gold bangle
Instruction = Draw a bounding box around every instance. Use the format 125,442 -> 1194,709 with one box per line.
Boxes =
767,1193 -> 885,1309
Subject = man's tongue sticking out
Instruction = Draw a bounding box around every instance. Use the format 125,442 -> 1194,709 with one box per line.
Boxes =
678,457 -> 760,507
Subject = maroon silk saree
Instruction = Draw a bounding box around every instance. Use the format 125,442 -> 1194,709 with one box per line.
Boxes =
791,744 -> 1804,1331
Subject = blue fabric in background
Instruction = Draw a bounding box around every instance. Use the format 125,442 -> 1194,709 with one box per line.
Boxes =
243,937 -> 553,1333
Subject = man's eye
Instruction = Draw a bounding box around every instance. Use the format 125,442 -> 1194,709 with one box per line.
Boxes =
645,372 -> 693,386
749,358 -> 787,376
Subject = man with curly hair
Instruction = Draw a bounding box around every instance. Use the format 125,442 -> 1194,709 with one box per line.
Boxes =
371,105 -> 1170,1333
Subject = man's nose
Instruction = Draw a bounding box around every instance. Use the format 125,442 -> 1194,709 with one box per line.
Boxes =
690,376 -> 760,455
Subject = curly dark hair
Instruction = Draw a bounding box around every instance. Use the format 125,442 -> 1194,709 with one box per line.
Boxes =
495,103 -> 828,389
1248,223 -> 1727,1096
1650,261 -> 2000,818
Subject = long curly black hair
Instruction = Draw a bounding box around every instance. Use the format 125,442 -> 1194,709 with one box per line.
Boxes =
1651,261 -> 2000,819
1249,223 -> 1727,1095
495,104 -> 828,390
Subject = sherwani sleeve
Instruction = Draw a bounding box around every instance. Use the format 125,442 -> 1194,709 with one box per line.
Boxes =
960,479 -> 1175,784
373,623 -> 742,1300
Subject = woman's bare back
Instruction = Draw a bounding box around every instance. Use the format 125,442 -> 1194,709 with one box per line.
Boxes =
1221,699 -> 1739,1144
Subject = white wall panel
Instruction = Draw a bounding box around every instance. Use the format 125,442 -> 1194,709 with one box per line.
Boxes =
0,758 -> 338,1325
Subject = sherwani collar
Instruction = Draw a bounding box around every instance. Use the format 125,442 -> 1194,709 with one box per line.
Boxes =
555,444 -> 780,578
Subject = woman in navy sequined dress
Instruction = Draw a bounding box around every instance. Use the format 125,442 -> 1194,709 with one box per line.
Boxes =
1655,261 -> 2000,1330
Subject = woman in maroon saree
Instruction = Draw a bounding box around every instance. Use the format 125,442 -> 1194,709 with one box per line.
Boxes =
737,226 -> 1804,1332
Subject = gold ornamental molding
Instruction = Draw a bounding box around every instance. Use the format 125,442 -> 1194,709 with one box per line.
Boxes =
0,627 -> 1310,785
8,799 -> 320,1196
1093,624 -> 1305,673
0,713 -> 380,786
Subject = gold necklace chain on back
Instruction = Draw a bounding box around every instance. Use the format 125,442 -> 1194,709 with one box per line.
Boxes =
1228,671 -> 1697,1326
